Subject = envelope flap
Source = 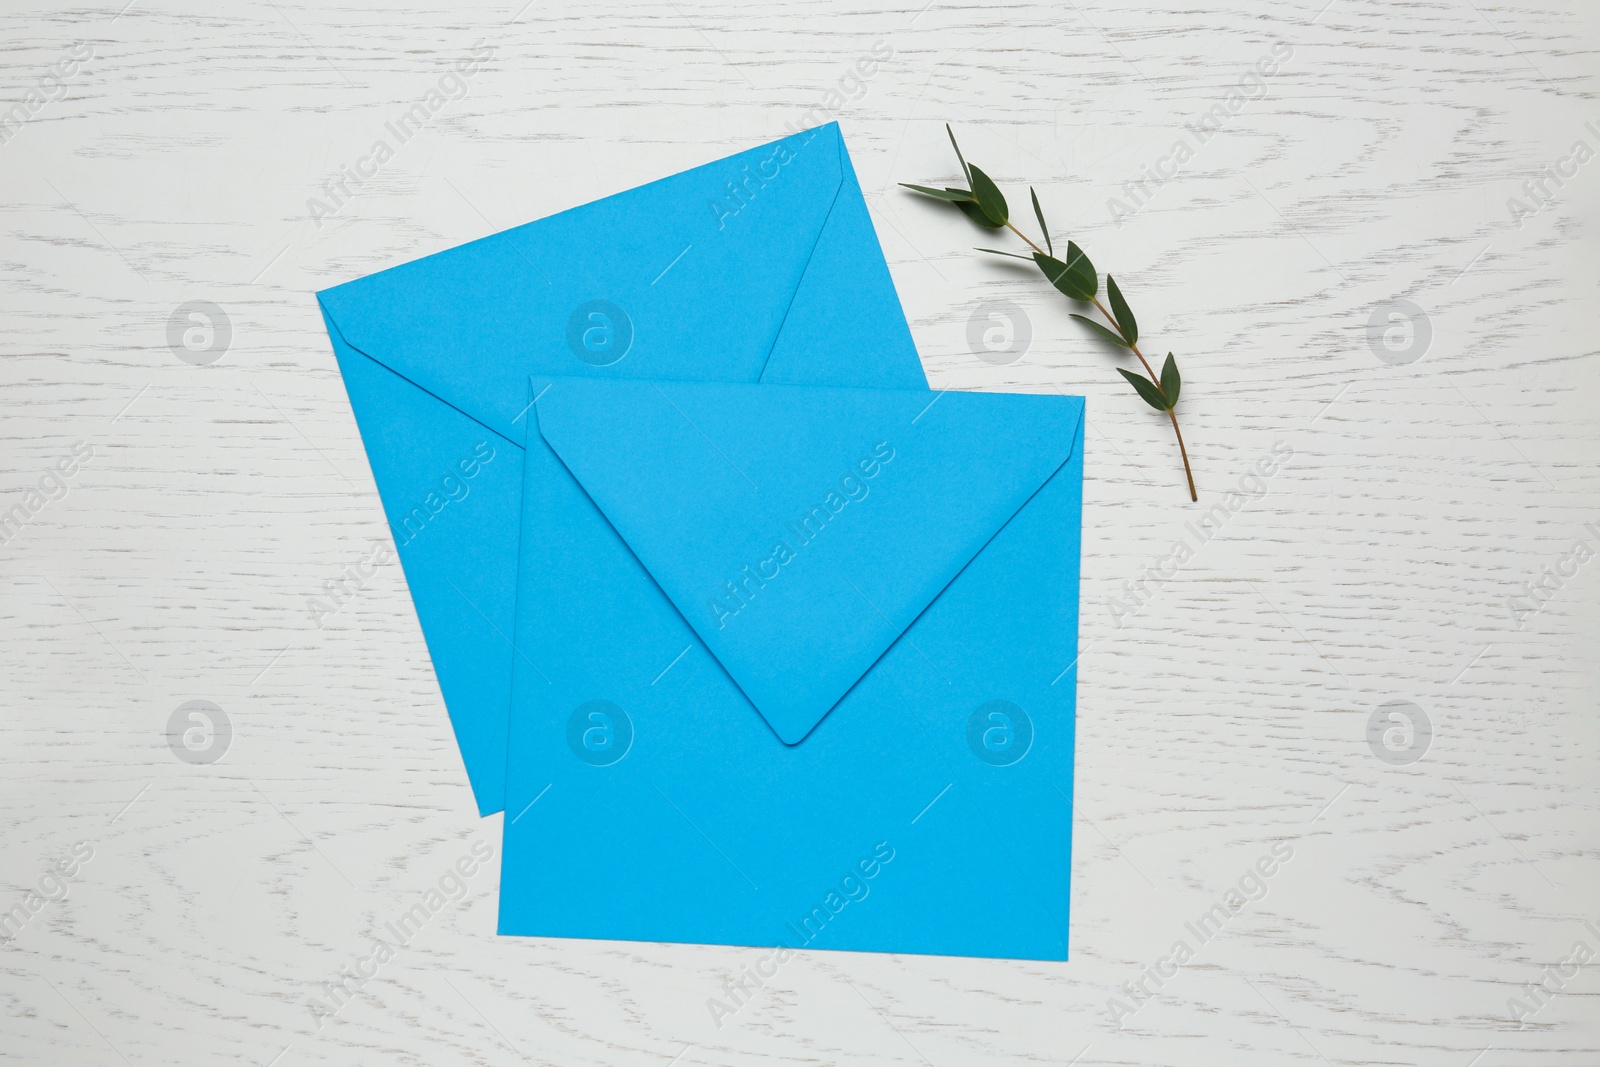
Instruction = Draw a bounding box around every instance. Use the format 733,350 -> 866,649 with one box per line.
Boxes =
533,377 -> 1085,744
317,126 -> 848,442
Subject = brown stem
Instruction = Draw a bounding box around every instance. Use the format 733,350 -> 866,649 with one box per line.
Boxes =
1004,220 -> 1046,257
1166,407 -> 1198,502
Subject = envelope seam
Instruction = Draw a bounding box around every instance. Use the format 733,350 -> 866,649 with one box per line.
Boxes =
755,128 -> 846,383
320,297 -> 524,452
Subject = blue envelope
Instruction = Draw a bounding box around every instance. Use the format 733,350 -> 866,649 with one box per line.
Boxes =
501,377 -> 1083,960
316,124 -> 926,814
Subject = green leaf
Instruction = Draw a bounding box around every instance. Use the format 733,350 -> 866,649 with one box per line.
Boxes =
1160,353 -> 1180,407
1106,275 -> 1137,346
967,164 -> 1008,226
900,183 -> 975,202
1118,367 -> 1171,411
1069,313 -> 1130,348
1033,252 -> 1095,301
976,247 -> 1035,260
1030,187 -> 1052,257
946,123 -> 972,186
1063,242 -> 1097,298
955,198 -> 1005,228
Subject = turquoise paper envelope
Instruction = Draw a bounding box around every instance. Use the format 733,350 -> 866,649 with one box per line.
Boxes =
501,378 -> 1083,959
315,124 -> 925,814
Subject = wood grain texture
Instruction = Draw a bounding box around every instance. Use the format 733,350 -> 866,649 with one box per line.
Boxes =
2,0 -> 1597,1064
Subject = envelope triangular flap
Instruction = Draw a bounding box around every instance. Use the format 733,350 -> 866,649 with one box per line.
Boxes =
317,126 -> 846,442
534,378 -> 1085,744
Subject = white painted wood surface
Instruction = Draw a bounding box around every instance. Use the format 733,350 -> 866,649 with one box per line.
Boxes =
2,0 -> 1597,1063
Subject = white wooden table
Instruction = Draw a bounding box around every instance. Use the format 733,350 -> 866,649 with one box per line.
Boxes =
3,1 -> 1597,1064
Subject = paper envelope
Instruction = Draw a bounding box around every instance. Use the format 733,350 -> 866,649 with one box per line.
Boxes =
501,377 -> 1083,960
316,124 -> 926,814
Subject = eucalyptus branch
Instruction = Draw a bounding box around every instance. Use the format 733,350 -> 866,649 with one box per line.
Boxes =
902,125 -> 1198,502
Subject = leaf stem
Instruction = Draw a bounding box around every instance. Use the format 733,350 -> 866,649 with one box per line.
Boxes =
1006,218 -> 1197,502
1004,220 -> 1046,257
1167,407 -> 1198,502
